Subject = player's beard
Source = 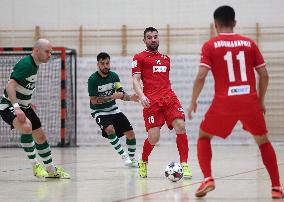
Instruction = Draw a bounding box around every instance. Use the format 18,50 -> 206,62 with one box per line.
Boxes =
147,43 -> 159,52
100,68 -> 110,75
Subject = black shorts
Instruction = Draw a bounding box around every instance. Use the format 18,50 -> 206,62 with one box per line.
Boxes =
0,106 -> 42,131
95,112 -> 133,138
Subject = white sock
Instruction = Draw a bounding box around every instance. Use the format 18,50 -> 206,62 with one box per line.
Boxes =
46,164 -> 56,173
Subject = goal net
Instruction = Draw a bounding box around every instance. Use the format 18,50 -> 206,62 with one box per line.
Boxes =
0,47 -> 77,147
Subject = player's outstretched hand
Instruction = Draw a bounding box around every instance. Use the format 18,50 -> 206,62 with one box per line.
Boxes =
130,94 -> 139,102
139,95 -> 150,108
188,102 -> 197,120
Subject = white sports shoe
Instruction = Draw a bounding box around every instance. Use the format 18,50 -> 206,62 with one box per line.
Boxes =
121,153 -> 132,166
129,158 -> 139,168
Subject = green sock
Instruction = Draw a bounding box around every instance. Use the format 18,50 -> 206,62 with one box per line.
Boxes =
126,138 -> 136,160
35,141 -> 54,171
20,134 -> 38,165
108,133 -> 125,156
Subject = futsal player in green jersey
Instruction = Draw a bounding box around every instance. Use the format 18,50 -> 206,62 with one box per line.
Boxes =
0,39 -> 70,179
88,52 -> 139,167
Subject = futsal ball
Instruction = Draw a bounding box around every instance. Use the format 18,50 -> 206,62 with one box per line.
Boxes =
165,162 -> 183,182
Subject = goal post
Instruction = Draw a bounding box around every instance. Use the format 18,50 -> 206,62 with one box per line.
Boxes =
0,47 -> 77,147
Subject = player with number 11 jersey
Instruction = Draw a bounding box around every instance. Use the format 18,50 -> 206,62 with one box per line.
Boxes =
199,33 -> 267,137
201,33 -> 265,98
188,6 -> 283,199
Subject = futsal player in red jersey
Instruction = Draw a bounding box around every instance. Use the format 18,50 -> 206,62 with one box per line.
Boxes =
188,5 -> 283,199
132,27 -> 192,178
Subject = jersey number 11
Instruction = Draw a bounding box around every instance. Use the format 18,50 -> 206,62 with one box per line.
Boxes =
224,51 -> 247,82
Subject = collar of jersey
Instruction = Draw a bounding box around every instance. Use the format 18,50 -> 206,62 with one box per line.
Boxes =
96,71 -> 109,79
145,49 -> 160,54
219,33 -> 237,35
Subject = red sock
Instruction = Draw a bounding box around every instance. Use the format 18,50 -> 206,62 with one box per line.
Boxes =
197,137 -> 212,178
176,133 -> 189,163
141,138 -> 155,162
259,142 -> 280,187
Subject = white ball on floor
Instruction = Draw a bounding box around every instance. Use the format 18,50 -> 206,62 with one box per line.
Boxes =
165,162 -> 183,182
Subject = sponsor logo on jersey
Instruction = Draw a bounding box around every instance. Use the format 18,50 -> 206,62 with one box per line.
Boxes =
153,66 -> 167,73
98,83 -> 114,92
26,83 -> 35,89
26,74 -> 37,82
156,60 -> 161,65
177,107 -> 184,114
228,85 -> 250,96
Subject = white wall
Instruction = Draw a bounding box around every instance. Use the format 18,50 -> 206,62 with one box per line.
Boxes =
0,0 -> 283,29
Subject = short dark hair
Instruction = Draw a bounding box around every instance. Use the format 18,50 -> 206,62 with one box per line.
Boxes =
97,52 -> 110,62
144,27 -> 158,39
214,5 -> 235,27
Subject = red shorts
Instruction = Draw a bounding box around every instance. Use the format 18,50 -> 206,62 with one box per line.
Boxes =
143,96 -> 185,131
200,95 -> 268,138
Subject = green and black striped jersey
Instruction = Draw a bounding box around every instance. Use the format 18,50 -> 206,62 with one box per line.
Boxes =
88,71 -> 123,118
0,55 -> 38,110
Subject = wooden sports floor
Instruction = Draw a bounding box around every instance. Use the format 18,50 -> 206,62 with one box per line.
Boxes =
0,144 -> 283,202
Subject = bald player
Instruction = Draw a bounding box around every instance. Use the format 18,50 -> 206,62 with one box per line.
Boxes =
0,39 -> 70,179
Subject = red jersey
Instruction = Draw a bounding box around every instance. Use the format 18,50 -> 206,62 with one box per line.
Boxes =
132,50 -> 176,100
200,33 -> 265,98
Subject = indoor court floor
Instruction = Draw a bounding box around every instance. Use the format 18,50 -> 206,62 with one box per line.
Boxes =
0,144 -> 283,202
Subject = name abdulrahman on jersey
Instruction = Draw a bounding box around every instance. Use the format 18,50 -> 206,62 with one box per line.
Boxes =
214,40 -> 251,48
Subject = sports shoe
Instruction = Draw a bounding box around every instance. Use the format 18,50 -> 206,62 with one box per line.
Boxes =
272,186 -> 284,199
46,166 -> 70,179
138,160 -> 148,178
195,177 -> 215,197
181,163 -> 192,179
33,163 -> 48,178
128,158 -> 139,168
121,153 -> 132,166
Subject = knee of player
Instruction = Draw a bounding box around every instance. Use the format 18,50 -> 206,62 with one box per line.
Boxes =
254,135 -> 270,146
176,128 -> 186,134
173,119 -> 186,133
35,134 -> 47,143
198,129 -> 213,139
148,135 -> 159,145
104,125 -> 116,134
21,122 -> 32,134
125,130 -> 135,139
175,124 -> 186,134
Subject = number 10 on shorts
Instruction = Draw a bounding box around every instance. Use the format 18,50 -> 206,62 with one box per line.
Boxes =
148,116 -> 155,124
